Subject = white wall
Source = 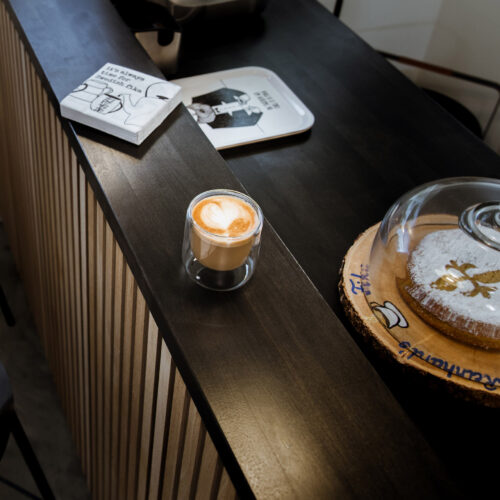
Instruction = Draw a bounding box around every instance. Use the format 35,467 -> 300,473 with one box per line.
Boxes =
420,0 -> 500,151
327,0 -> 443,60
316,0 -> 500,153
317,0 -> 336,12
317,0 -> 444,108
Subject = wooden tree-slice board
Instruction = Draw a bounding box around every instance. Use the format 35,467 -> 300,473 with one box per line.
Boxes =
340,223 -> 500,407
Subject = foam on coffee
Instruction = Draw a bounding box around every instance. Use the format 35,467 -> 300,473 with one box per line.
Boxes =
192,195 -> 257,238
191,194 -> 260,271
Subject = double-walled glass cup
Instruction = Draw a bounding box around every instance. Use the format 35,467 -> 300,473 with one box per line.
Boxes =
182,189 -> 263,291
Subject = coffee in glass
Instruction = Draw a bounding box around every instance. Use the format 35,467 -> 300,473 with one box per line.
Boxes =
182,189 -> 263,290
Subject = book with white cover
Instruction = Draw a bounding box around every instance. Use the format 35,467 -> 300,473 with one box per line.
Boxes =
60,63 -> 182,145
172,66 -> 314,150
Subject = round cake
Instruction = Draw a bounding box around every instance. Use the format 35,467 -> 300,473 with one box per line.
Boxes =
397,227 -> 500,349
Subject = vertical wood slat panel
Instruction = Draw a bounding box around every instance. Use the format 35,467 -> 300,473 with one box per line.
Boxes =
87,181 -> 97,496
177,399 -> 205,499
43,86 -> 61,394
0,4 -> 7,213
0,7 -> 238,500
148,336 -> 175,500
68,148 -> 80,448
137,314 -> 161,500
23,49 -> 45,354
11,19 -> 29,297
60,118 -> 77,441
10,25 -> 32,303
218,470 -> 237,500
79,165 -> 91,480
70,148 -> 83,466
0,4 -> 19,263
0,5 -> 9,223
6,7 -> 22,265
50,102 -> 65,416
32,65 -> 51,357
196,435 -> 223,500
103,222 -> 115,500
127,289 -> 148,500
44,89 -> 59,395
34,71 -> 53,360
118,264 -> 136,500
53,102 -> 71,435
95,194 -> 105,500
28,59 -> 50,357
162,369 -> 190,500
111,241 -> 125,500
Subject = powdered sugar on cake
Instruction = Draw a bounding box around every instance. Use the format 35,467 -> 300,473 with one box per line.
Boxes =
407,228 -> 500,333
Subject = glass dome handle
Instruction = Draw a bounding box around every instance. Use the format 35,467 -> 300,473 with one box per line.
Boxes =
460,201 -> 500,251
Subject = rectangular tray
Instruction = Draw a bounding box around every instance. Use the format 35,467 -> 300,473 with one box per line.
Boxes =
172,66 -> 314,149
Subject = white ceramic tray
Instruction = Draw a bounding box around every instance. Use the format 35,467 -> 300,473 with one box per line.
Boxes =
172,66 -> 314,149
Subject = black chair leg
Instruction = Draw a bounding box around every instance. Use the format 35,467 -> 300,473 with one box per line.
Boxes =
0,285 -> 15,327
9,411 -> 55,500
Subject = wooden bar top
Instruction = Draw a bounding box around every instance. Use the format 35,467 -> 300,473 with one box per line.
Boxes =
5,0 -> 498,497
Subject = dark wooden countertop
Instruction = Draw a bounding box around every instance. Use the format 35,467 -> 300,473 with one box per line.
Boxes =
178,1 -> 500,497
177,0 -> 500,314
4,0 -> 498,497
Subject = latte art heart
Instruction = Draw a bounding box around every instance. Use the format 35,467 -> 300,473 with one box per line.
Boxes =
201,201 -> 241,231
193,195 -> 256,237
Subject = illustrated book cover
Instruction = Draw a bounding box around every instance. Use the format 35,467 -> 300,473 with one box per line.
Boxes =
172,66 -> 314,149
60,63 -> 182,145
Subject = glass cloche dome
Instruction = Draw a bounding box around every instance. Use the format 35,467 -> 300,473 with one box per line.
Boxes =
367,177 -> 500,350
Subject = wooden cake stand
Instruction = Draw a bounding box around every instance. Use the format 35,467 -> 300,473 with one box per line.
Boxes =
340,223 -> 500,407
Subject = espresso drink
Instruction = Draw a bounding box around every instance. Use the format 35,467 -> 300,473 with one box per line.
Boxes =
191,194 -> 259,271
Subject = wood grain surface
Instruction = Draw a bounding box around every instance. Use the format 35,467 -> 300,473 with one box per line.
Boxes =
178,3 -> 500,496
3,0 -> 499,497
177,0 -> 500,316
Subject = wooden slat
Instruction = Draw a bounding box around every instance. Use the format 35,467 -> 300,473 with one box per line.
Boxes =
31,62 -> 49,350
39,84 -> 57,373
79,165 -> 91,480
162,368 -> 190,500
103,221 -> 115,500
136,314 -> 161,500
63,137 -> 77,443
0,4 -> 8,216
87,180 -> 97,495
196,435 -> 223,500
0,8 -> 238,500
25,62 -> 40,342
1,5 -> 19,262
8,25 -> 26,275
95,199 -> 105,500
218,470 -> 237,500
177,398 -> 205,500
117,264 -> 136,500
111,241 -> 125,500
47,92 -> 63,400
22,49 -> 43,340
148,342 -> 175,500
52,102 -> 70,427
70,149 -> 83,460
127,287 -> 148,500
10,27 -> 30,292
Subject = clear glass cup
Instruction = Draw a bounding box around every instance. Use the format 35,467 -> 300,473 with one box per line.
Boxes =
182,189 -> 263,291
